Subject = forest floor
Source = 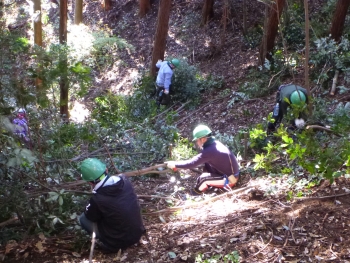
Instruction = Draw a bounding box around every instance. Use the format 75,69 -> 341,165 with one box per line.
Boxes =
2,0 -> 350,262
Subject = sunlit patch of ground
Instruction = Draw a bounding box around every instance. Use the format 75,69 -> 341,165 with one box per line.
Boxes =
70,101 -> 90,123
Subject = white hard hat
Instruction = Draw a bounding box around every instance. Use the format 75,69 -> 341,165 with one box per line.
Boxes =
18,108 -> 26,113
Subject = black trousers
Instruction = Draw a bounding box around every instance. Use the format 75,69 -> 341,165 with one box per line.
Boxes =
155,86 -> 170,106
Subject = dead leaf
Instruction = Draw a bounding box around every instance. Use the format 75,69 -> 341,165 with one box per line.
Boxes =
35,241 -> 45,253
5,240 -> 18,254
72,252 -> 81,257
256,252 -> 264,259
230,238 -> 239,243
38,233 -> 46,241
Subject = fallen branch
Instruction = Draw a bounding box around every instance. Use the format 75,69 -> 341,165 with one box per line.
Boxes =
54,190 -> 181,201
268,70 -> 282,88
0,217 -> 19,228
175,95 -> 230,125
121,163 -> 168,177
45,151 -> 150,163
330,70 -> 339,96
248,227 -> 274,259
306,125 -> 341,137
89,225 -> 97,263
296,191 -> 350,201
39,164 -> 170,192
70,147 -> 105,162
144,186 -> 254,215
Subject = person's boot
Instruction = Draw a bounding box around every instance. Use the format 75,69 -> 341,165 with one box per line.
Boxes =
190,188 -> 202,196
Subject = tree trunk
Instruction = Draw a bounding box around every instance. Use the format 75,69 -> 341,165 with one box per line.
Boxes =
150,0 -> 171,77
139,0 -> 151,17
304,0 -> 311,114
259,4 -> 269,66
201,0 -> 214,25
221,0 -> 229,47
74,0 -> 83,24
242,0 -> 247,35
59,0 -> 69,121
330,0 -> 350,42
33,0 -> 43,96
103,0 -> 112,11
33,0 -> 42,47
258,0 -> 285,64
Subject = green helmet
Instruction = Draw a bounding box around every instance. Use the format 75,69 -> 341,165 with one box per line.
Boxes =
80,158 -> 106,181
192,125 -> 212,141
290,90 -> 306,105
170,58 -> 180,68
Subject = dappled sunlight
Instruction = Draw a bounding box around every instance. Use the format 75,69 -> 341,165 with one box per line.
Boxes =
110,68 -> 139,94
179,194 -> 254,221
168,30 -> 184,47
68,24 -> 95,62
70,101 -> 90,123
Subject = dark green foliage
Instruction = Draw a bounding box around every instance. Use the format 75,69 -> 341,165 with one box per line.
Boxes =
242,26 -> 263,49
171,59 -> 223,105
238,69 -> 278,98
90,32 -> 133,69
30,44 -> 92,108
12,37 -> 30,53
92,93 -> 129,127
251,97 -> 350,184
280,2 -> 305,50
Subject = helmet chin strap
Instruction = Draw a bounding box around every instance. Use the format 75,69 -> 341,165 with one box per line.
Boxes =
92,173 -> 110,192
91,172 -> 107,184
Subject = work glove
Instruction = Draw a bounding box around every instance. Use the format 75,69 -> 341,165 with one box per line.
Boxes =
157,59 -> 162,63
295,118 -> 305,129
165,161 -> 177,170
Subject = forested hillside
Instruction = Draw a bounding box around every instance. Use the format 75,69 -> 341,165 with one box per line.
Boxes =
1,0 -> 350,262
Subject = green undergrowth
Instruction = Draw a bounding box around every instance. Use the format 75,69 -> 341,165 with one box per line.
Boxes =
249,98 -> 350,199
0,53 -> 224,245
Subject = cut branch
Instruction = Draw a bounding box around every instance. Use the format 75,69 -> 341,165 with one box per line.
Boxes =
296,191 -> 350,201
306,125 -> 341,137
175,95 -> 230,125
330,70 -> 339,96
0,217 -> 19,228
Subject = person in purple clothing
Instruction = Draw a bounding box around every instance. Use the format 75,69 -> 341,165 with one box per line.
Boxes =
165,125 -> 240,196
12,108 -> 30,143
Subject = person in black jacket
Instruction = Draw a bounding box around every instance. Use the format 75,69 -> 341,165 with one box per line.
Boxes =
79,158 -> 145,253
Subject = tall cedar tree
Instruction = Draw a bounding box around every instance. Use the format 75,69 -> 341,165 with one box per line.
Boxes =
150,0 -> 172,77
103,0 -> 112,11
259,0 -> 285,64
74,0 -> 83,24
139,0 -> 151,17
330,0 -> 350,42
33,0 -> 43,97
59,0 -> 69,120
202,0 -> 215,25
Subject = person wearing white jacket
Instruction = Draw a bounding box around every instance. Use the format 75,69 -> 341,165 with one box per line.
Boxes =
155,58 -> 180,108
